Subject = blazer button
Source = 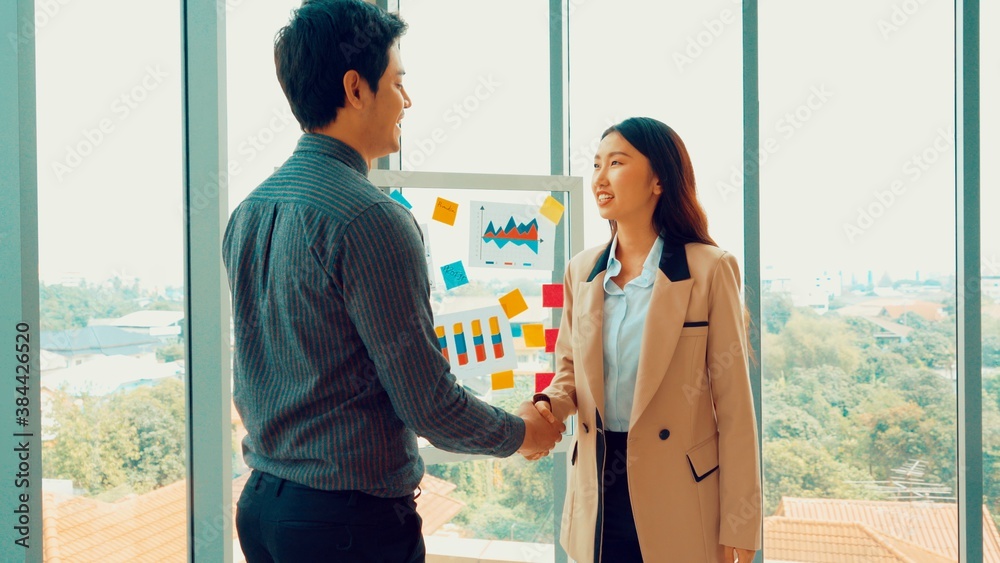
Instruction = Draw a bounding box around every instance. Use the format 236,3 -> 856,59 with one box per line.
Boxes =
659,429 -> 670,440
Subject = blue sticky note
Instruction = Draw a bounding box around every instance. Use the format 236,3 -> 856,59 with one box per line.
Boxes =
441,260 -> 469,290
389,190 -> 412,209
510,323 -> 523,338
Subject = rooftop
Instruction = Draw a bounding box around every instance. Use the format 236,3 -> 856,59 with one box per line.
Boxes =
775,497 -> 1000,560
42,473 -> 464,562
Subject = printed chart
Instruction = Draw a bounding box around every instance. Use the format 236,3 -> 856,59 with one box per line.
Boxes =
469,200 -> 555,271
433,305 -> 517,380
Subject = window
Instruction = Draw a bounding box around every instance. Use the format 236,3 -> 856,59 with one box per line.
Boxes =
568,0 -> 744,257
36,2 -> 188,559
760,1 -> 961,558
398,0 -> 550,176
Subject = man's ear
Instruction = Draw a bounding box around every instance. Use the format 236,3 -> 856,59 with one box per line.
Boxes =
343,70 -> 367,110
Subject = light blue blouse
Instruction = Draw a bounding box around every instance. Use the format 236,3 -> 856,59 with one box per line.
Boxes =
602,235 -> 664,432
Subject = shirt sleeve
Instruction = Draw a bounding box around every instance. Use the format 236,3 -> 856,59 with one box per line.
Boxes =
336,202 -> 525,457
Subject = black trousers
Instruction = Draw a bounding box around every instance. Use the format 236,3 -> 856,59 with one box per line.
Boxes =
601,430 -> 643,562
236,470 -> 425,563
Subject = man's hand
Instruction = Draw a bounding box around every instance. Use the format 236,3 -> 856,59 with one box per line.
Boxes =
516,401 -> 564,458
522,400 -> 562,460
721,546 -> 755,563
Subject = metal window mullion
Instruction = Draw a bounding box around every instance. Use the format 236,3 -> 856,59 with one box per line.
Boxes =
550,1 -> 571,562
956,0 -> 982,561
742,1 -> 763,561
181,1 -> 232,561
1,1 -> 41,562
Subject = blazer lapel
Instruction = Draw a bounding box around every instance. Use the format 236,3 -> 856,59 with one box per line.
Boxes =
629,243 -> 694,429
575,273 -> 607,417
576,242 -> 613,418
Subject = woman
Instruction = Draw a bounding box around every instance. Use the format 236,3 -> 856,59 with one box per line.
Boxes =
531,117 -> 761,562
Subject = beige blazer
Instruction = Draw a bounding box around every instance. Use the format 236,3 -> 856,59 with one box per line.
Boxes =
537,242 -> 762,562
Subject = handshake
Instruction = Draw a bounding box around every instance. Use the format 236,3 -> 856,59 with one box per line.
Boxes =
515,400 -> 565,460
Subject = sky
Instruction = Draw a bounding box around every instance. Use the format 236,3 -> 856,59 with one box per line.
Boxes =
32,0 -> 998,290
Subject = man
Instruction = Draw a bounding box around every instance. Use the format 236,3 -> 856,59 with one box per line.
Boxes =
223,1 -> 563,561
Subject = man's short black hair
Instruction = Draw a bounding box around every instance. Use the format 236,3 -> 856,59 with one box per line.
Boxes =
274,0 -> 407,131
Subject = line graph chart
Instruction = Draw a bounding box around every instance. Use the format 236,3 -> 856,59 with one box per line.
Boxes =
482,217 -> 540,253
469,201 -> 554,271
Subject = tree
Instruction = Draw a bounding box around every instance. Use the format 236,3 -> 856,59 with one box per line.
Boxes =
42,378 -> 186,497
762,292 -> 793,334
854,346 -> 910,385
762,438 -> 874,515
850,386 -> 955,486
156,343 -> 185,362
39,282 -> 141,331
109,379 -> 186,492
43,391 -> 139,495
767,309 -> 861,377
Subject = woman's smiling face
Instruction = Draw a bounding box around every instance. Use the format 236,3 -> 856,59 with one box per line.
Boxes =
592,132 -> 662,225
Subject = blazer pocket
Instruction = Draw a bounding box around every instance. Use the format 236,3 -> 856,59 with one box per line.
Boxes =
571,441 -> 578,466
680,325 -> 709,337
683,321 -> 708,327
686,433 -> 720,483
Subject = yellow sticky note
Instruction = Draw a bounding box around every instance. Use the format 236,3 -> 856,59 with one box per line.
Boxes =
539,196 -> 565,225
522,323 -> 546,348
432,197 -> 459,226
491,370 -> 515,391
498,288 -> 529,319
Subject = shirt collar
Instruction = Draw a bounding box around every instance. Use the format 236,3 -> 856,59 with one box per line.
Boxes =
294,133 -> 369,175
604,235 -> 664,292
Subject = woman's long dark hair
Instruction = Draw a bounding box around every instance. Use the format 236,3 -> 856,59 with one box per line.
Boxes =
602,117 -> 716,248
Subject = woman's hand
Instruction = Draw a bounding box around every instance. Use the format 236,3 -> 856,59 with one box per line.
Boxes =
721,546 -> 755,562
522,401 -> 561,461
534,400 -> 558,425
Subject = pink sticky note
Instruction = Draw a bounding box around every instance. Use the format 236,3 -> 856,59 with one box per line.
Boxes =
535,372 -> 555,393
545,329 -> 559,353
542,283 -> 564,308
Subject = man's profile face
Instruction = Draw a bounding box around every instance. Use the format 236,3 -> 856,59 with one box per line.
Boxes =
365,44 -> 411,159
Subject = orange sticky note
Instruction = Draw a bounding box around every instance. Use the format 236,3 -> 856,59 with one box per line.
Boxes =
522,324 -> 545,347
498,289 -> 529,319
539,196 -> 565,225
491,370 -> 515,391
545,329 -> 559,353
432,197 -> 459,226
535,372 -> 555,393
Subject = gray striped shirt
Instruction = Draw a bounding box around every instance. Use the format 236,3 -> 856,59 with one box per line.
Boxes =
223,133 -> 525,498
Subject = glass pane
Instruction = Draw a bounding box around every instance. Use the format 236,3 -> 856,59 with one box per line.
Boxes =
398,0 -> 550,175
982,0 -> 1000,558
226,1 -> 304,209
36,1 -> 187,560
406,184 -> 566,560
569,0 -> 744,257
396,2 -> 557,558
761,1 -> 958,560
